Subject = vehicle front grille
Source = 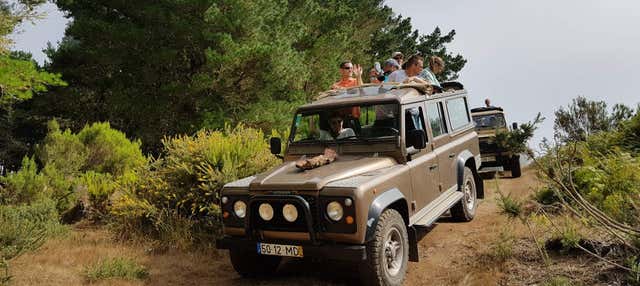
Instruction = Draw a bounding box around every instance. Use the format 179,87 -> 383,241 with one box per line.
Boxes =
249,195 -> 319,233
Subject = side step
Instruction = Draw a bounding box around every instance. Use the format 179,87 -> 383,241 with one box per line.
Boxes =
410,189 -> 463,226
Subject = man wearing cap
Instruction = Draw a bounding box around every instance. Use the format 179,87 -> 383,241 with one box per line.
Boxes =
388,54 -> 423,83
371,59 -> 401,83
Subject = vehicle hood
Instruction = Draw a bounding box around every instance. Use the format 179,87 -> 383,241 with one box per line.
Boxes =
249,155 -> 397,191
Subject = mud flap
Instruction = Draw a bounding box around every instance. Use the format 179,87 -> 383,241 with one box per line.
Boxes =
408,226 -> 419,262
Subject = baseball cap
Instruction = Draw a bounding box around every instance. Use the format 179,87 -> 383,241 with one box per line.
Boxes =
384,58 -> 401,69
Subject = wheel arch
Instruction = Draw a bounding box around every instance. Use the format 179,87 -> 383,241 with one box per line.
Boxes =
364,188 -> 418,262
365,188 -> 408,242
457,150 -> 484,199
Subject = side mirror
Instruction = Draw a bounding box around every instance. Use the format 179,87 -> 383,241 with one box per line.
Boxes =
407,129 -> 427,150
512,122 -> 518,130
269,137 -> 282,155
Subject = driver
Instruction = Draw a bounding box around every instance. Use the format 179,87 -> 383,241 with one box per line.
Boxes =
319,113 -> 355,140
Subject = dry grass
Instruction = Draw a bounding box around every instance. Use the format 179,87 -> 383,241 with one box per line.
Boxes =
9,224 -> 234,286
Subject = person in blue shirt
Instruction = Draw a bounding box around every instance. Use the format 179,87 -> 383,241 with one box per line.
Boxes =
419,56 -> 444,88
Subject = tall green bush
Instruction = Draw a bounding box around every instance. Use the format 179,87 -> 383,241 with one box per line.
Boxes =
111,125 -> 279,244
77,122 -> 146,176
37,120 -> 88,176
0,157 -> 46,205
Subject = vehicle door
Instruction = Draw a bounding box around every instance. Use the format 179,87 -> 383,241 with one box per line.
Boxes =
404,104 -> 440,210
425,101 -> 453,194
441,96 -> 474,189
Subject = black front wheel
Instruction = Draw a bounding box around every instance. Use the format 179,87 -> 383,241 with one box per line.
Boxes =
511,155 -> 522,178
450,167 -> 478,222
360,209 -> 409,286
229,248 -> 282,277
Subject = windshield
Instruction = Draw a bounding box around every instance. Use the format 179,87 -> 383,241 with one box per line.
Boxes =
472,113 -> 506,129
291,103 -> 400,143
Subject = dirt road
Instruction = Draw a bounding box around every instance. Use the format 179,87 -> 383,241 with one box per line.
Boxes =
12,169 -> 539,286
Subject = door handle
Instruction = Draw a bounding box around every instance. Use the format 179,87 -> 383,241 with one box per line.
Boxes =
448,153 -> 456,158
429,164 -> 438,170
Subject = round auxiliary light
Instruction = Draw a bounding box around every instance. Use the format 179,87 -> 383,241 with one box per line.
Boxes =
344,198 -> 353,207
326,201 -> 344,221
221,196 -> 229,204
233,200 -> 247,218
259,203 -> 274,221
282,204 -> 299,222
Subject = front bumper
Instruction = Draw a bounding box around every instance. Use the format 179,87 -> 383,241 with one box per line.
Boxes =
216,236 -> 367,262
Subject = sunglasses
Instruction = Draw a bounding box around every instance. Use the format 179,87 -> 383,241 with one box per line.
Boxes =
341,66 -> 353,70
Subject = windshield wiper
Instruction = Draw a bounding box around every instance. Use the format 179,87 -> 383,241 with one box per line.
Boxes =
336,135 -> 370,142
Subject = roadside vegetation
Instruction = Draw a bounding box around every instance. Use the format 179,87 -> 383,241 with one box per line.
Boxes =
495,97 -> 640,285
84,257 -> 148,282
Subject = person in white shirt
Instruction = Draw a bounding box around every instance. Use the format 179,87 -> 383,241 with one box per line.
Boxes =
387,54 -> 424,83
319,114 -> 355,140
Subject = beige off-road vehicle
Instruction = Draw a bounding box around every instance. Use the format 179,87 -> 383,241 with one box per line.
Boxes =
470,107 -> 521,178
216,83 -> 483,286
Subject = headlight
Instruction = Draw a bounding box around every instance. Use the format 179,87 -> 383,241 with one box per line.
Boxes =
233,200 -> 247,218
282,204 -> 298,222
259,203 -> 274,221
326,201 -> 344,221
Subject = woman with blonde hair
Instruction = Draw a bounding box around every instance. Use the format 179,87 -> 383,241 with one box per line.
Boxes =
419,56 -> 444,88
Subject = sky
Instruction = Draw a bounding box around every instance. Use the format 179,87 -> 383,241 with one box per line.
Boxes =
9,0 -> 640,150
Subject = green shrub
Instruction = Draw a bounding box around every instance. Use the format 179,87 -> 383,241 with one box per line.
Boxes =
78,171 -> 117,219
573,151 -> 640,225
496,190 -> 523,219
0,198 -> 66,283
533,187 -> 560,206
495,113 -> 544,154
37,120 -> 88,176
111,125 -> 279,244
77,122 -> 146,176
489,227 -> 514,262
0,157 -> 46,205
40,164 -> 77,215
84,257 -> 148,282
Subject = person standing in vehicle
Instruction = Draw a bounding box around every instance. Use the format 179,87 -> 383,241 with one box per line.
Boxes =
388,55 -> 423,83
419,56 -> 445,88
331,61 -> 363,89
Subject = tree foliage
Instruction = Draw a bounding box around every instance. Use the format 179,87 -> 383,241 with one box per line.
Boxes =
35,0 -> 466,155
0,1 -> 66,169
553,96 -> 635,142
495,113 -> 544,154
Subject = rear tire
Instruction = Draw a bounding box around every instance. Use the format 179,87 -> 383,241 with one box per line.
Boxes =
360,209 -> 409,286
229,248 -> 282,277
511,155 -> 522,178
451,167 -> 477,222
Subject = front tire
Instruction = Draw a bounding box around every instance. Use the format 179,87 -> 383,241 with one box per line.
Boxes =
229,248 -> 281,277
360,209 -> 409,286
451,167 -> 478,221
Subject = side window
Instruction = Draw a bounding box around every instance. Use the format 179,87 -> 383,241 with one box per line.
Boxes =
446,97 -> 471,130
426,102 -> 447,137
405,107 -> 426,147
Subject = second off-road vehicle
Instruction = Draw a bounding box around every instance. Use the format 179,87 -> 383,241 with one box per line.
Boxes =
470,107 -> 522,178
216,83 -> 483,285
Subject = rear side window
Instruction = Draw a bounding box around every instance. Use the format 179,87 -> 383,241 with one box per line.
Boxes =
446,97 -> 471,130
426,102 -> 447,137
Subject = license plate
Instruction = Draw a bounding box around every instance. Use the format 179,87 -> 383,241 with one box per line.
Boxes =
257,243 -> 304,257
